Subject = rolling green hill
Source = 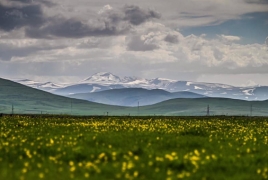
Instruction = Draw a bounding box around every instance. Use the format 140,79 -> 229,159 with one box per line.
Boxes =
1,78 -> 268,116
138,98 -> 268,116
0,78 -> 126,115
69,88 -> 205,106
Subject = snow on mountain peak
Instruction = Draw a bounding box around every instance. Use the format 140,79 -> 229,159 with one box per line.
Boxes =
12,72 -> 268,101
82,72 -> 121,84
13,79 -> 64,90
14,78 -> 39,84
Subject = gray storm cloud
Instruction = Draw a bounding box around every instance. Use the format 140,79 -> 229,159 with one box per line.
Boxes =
0,4 -> 45,31
25,17 -> 131,38
123,5 -> 161,25
9,0 -> 57,7
127,35 -> 159,51
0,1 -> 161,39
164,34 -> 179,44
26,5 -> 161,39
26,4 -> 161,39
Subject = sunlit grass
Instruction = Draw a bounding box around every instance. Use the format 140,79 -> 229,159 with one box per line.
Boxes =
0,116 -> 267,180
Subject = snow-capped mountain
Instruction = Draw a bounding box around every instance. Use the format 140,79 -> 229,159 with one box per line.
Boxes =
13,72 -> 268,100
81,72 -> 122,84
14,79 -> 64,92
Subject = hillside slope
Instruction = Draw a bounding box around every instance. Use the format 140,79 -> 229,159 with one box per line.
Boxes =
69,88 -> 205,106
0,78 -> 125,115
138,98 -> 268,116
1,78 -> 268,116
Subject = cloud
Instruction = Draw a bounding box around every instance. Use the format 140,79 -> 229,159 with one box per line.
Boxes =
9,0 -> 57,7
24,4 -> 160,39
122,21 -> 268,73
1,31 -> 268,86
218,35 -> 241,45
98,5 -> 113,14
1,17 -> 267,76
16,0 -> 266,32
126,35 -> 159,51
0,3 -> 45,31
175,34 -> 268,70
123,5 -> 161,25
1,0 -> 267,87
77,38 -> 110,49
164,34 -> 179,44
244,0 -> 268,4
219,35 -> 241,42
0,44 -> 39,61
25,17 -> 130,38
0,2 -> 161,39
0,39 -> 66,61
156,0 -> 268,29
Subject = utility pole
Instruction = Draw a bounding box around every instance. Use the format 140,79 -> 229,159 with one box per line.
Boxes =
206,105 -> 210,116
250,104 -> 253,117
12,104 -> 14,115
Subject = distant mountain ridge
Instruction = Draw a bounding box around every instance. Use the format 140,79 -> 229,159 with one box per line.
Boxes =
13,72 -> 268,101
15,79 -> 65,92
82,72 -> 122,84
1,77 -> 268,116
69,88 -> 206,106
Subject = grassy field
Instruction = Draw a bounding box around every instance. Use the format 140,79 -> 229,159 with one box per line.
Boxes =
0,115 -> 267,180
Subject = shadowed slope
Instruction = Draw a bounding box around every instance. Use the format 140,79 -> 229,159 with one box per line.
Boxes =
69,88 -> 205,106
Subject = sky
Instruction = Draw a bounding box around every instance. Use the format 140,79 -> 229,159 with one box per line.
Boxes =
0,0 -> 268,86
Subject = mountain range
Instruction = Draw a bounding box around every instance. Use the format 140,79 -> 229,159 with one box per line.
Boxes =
68,88 -> 205,106
14,72 -> 268,102
1,77 -> 268,116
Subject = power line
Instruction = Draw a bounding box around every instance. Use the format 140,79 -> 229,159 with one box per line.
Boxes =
71,101 -> 73,115
138,101 -> 139,115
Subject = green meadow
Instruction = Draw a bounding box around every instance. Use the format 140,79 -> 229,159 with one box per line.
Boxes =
0,115 -> 267,180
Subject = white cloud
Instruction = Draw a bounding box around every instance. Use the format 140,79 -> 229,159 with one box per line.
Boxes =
219,35 -> 241,42
1,21 -> 267,80
98,4 -> 113,14
0,1 -> 267,86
